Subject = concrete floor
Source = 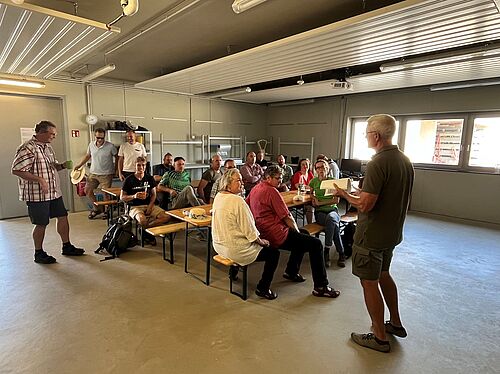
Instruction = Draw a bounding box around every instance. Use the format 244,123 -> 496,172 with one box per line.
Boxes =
0,212 -> 499,374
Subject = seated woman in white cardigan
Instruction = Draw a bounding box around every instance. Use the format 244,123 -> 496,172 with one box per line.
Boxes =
212,168 -> 280,300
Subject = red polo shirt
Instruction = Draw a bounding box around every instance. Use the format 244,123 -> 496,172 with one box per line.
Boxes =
246,181 -> 290,248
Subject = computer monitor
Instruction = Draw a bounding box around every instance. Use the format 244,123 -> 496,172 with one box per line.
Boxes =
340,158 -> 362,177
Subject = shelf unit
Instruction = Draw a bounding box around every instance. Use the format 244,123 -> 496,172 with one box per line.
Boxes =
106,130 -> 153,161
160,133 -> 206,165
277,137 -> 314,163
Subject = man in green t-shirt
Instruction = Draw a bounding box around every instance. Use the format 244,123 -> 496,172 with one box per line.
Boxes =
157,156 -> 203,209
334,114 -> 414,353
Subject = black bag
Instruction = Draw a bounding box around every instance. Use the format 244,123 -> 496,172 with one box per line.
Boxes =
95,215 -> 138,261
341,222 -> 356,258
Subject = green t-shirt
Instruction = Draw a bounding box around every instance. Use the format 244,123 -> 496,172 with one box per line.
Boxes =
160,170 -> 191,193
309,177 -> 338,213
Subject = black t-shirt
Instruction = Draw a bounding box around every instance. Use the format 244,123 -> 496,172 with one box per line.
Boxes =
256,159 -> 268,168
122,174 -> 157,206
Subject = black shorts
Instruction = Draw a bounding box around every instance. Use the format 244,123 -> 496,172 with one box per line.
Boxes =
26,197 -> 68,226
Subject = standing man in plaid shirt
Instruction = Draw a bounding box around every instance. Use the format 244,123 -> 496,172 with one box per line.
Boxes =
12,121 -> 85,264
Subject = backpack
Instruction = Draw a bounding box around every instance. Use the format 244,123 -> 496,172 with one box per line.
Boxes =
95,215 -> 138,261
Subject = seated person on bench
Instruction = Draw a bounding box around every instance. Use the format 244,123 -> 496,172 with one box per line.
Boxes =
212,168 -> 279,300
309,159 -> 346,268
157,156 -> 204,209
121,157 -> 170,245
246,165 -> 340,298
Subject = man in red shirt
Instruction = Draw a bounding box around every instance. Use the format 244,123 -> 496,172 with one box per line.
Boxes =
246,165 -> 340,298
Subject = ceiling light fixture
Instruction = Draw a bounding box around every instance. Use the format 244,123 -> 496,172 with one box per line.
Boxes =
204,86 -> 251,99
81,64 -> 116,82
297,76 -> 304,85
380,44 -> 500,72
430,78 -> 500,91
0,76 -> 45,88
232,0 -> 269,14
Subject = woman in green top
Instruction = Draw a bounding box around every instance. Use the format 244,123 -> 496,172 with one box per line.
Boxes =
310,159 -> 346,268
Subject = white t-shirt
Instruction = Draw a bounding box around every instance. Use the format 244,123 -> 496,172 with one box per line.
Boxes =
118,142 -> 147,172
212,192 -> 262,266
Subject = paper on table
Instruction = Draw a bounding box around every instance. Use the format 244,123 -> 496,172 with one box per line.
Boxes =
319,178 -> 351,196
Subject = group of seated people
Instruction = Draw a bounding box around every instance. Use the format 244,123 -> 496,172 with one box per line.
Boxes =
114,150 -> 348,300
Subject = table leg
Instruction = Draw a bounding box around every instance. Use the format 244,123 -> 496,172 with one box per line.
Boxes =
184,221 -> 189,273
205,227 -> 211,286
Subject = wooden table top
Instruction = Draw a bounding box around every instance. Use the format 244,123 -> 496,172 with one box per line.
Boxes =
280,191 -> 312,207
165,204 -> 212,227
101,187 -> 122,197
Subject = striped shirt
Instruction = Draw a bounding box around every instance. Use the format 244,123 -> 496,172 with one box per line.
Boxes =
159,170 -> 191,193
12,136 -> 62,202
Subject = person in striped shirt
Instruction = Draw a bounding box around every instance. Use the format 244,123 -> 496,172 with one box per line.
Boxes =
11,121 -> 85,264
157,156 -> 203,209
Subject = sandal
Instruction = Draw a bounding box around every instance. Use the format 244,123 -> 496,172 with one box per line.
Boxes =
88,210 -> 99,219
312,286 -> 341,298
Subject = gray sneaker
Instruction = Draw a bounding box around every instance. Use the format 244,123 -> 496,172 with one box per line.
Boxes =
385,321 -> 407,338
351,332 -> 390,353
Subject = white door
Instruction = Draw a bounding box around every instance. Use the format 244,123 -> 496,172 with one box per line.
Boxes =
0,93 -> 70,219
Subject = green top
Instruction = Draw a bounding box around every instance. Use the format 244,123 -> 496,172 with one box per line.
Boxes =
354,145 -> 414,249
159,170 -> 191,193
309,177 -> 338,213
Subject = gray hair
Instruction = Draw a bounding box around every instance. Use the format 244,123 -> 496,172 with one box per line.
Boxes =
265,165 -> 283,179
34,121 -> 56,133
367,114 -> 396,140
219,168 -> 241,192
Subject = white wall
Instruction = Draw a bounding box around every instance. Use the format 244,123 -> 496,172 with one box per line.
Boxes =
266,86 -> 500,225
1,81 -> 266,213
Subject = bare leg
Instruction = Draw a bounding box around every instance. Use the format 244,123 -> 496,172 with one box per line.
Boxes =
85,185 -> 98,211
360,279 -> 387,341
379,271 -> 403,327
56,216 -> 70,243
33,225 -> 46,250
147,213 -> 170,228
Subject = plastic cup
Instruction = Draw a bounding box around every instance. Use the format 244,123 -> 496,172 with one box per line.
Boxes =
64,160 -> 73,169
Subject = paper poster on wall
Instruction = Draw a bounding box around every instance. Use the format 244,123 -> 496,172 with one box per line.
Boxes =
20,128 -> 35,144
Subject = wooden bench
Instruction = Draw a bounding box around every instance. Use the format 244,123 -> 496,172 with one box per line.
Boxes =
213,254 -> 248,300
93,200 -> 120,225
301,222 -> 325,237
146,222 -> 186,263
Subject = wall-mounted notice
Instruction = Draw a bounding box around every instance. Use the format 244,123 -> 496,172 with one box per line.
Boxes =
20,128 -> 35,144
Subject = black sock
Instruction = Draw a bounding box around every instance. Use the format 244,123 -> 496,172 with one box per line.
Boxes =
62,242 -> 71,247
35,249 -> 43,253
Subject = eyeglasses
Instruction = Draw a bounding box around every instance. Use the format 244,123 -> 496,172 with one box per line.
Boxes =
272,175 -> 283,181
232,178 -> 243,183
95,136 -> 105,140
364,131 -> 377,137
315,165 -> 325,170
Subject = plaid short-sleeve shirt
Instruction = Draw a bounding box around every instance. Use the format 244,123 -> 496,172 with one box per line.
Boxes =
12,136 -> 62,202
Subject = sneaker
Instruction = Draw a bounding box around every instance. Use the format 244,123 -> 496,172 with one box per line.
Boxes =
61,244 -> 85,256
337,253 -> 346,268
351,332 -> 390,353
324,248 -> 331,268
255,288 -> 278,300
283,273 -> 306,282
385,321 -> 407,338
312,286 -> 341,298
34,250 -> 56,264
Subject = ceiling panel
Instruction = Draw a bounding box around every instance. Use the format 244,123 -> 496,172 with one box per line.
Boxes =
0,1 -> 118,79
227,55 -> 500,103
136,0 -> 500,95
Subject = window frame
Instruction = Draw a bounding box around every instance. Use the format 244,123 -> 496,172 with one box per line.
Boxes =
346,111 -> 500,174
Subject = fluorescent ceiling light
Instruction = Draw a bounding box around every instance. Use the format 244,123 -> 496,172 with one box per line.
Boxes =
204,86 -> 251,99
430,78 -> 500,91
0,77 -> 45,88
232,0 -> 268,14
82,64 -> 116,82
101,114 -> 144,119
152,117 -> 188,122
380,45 -> 500,72
268,99 -> 315,107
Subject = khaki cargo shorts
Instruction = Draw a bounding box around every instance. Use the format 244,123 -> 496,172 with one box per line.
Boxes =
351,244 -> 394,281
129,205 -> 166,223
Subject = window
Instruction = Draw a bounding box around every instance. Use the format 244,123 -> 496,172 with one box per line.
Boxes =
347,113 -> 498,173
404,119 -> 463,165
350,119 -> 399,160
469,117 -> 500,168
